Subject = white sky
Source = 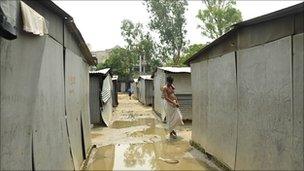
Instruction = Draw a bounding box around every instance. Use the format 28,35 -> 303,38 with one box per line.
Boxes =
53,0 -> 303,51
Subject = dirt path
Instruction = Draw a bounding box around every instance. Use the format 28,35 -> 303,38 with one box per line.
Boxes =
84,94 -> 220,170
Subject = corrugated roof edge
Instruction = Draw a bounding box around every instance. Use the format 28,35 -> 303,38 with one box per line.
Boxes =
39,0 -> 97,66
138,75 -> 153,81
151,67 -> 191,78
185,2 -> 304,65
89,68 -> 111,76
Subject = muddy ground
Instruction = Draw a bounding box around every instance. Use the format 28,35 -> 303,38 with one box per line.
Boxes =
84,94 -> 221,170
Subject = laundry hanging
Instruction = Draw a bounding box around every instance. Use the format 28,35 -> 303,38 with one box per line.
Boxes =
20,1 -> 48,36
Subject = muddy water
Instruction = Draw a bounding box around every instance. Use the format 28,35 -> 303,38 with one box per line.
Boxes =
84,94 -> 218,170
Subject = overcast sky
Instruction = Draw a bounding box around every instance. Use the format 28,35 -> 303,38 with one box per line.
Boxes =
53,1 -> 303,51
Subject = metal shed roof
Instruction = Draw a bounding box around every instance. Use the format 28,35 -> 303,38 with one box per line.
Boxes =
138,75 -> 153,81
36,0 -> 97,65
185,2 -> 304,65
112,75 -> 118,81
159,67 -> 191,73
89,68 -> 111,75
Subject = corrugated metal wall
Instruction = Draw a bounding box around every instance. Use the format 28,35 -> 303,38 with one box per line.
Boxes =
138,79 -> 145,104
32,37 -> 74,170
145,80 -> 153,105
101,74 -> 113,126
89,76 -> 102,124
138,79 -> 153,106
0,2 -> 93,169
131,82 -> 138,99
176,94 -> 192,121
153,69 -> 166,120
191,34 -> 304,170
65,49 -> 91,169
153,69 -> 192,121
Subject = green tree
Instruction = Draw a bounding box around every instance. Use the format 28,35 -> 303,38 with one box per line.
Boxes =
97,47 -> 137,79
145,0 -> 188,65
121,19 -> 160,73
121,19 -> 143,49
166,43 -> 205,66
197,0 -> 242,39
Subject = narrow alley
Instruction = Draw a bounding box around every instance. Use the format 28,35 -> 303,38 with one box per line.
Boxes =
84,94 -> 220,170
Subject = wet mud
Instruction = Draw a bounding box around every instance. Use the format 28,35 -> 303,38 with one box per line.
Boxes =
84,94 -> 220,170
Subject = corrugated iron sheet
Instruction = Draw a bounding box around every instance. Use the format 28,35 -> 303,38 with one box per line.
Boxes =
101,88 -> 111,103
158,67 -> 191,73
112,75 -> 118,80
139,75 -> 152,80
89,68 -> 110,75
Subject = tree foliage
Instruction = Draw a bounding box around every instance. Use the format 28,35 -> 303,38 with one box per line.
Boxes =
97,47 -> 137,79
166,43 -> 205,67
197,0 -> 242,39
121,19 -> 161,73
145,0 -> 188,64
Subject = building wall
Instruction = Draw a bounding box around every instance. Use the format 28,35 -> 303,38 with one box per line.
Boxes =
191,34 -> 304,170
0,3 -> 92,170
153,69 -> 192,120
112,80 -> 118,107
1,33 -> 47,170
65,49 -> 91,169
167,73 -> 192,94
131,82 -> 138,99
89,76 -> 102,124
138,79 -> 146,105
144,80 -> 154,106
153,69 -> 166,120
235,35 -> 302,170
32,37 -> 74,170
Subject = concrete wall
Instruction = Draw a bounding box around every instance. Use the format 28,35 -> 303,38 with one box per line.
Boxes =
191,35 -> 304,170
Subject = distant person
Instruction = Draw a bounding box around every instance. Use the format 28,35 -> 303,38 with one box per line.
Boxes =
162,76 -> 184,139
127,87 -> 132,100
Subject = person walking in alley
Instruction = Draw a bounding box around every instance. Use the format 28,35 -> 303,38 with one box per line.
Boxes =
162,76 -> 184,139
127,87 -> 132,100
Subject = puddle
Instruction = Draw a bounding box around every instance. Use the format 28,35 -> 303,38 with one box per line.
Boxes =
85,141 -> 214,170
91,133 -> 102,139
110,118 -> 156,129
85,94 -> 218,170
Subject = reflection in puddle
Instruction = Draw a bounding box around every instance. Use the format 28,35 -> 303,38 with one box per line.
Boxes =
85,141 -> 213,170
86,94 -> 215,170
110,118 -> 156,129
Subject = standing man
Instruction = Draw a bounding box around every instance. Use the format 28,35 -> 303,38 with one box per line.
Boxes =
162,76 -> 184,139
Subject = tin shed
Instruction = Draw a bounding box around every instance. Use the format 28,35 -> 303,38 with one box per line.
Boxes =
131,78 -> 139,99
0,1 -> 97,170
138,75 -> 153,106
186,3 -> 303,170
112,75 -> 119,107
152,67 -> 192,121
89,68 -> 113,126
